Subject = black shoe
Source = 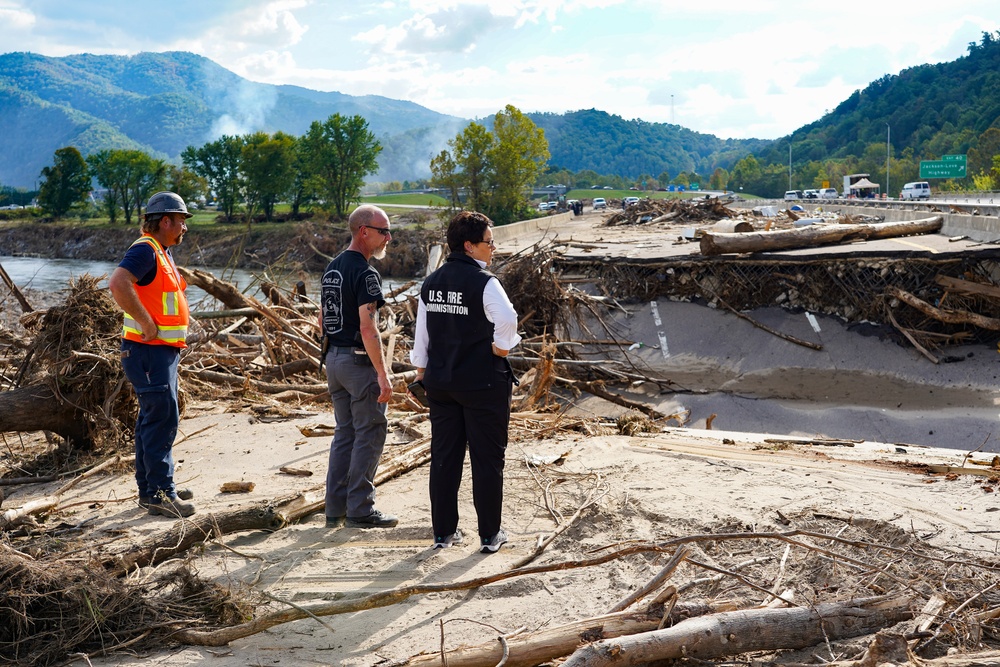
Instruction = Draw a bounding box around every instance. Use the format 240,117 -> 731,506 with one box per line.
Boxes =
139,488 -> 194,508
346,510 -> 398,528
325,515 -> 345,528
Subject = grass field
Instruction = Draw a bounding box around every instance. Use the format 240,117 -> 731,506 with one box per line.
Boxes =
359,193 -> 450,207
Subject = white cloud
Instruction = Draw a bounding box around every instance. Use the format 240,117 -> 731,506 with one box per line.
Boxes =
0,4 -> 34,30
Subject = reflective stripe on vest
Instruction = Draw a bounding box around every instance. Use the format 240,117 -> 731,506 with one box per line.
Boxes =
121,234 -> 189,348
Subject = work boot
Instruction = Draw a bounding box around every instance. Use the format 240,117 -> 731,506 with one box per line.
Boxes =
346,510 -> 398,528
325,515 -> 345,528
139,487 -> 194,508
148,495 -> 196,518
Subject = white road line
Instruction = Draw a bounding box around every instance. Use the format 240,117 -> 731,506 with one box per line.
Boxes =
650,301 -> 670,358
650,301 -> 662,326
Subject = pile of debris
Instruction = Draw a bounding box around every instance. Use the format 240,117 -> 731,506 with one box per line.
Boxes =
602,197 -> 737,226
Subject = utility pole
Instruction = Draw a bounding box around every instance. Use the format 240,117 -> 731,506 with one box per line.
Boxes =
886,123 -> 890,199
788,144 -> 792,190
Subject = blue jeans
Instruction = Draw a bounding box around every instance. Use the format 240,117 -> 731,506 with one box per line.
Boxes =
324,347 -> 388,518
121,340 -> 180,499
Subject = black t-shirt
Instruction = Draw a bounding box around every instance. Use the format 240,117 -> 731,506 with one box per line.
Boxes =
321,250 -> 385,347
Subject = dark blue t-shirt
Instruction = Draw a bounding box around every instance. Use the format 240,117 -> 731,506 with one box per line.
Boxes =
118,242 -> 158,286
321,250 -> 385,348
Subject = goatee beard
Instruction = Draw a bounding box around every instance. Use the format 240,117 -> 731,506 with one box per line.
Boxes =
373,246 -> 387,260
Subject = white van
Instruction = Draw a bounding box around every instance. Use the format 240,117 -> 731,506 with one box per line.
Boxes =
783,190 -> 802,200
900,182 -> 930,200
817,188 -> 838,199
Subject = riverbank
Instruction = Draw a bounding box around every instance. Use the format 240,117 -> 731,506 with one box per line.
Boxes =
0,217 -> 441,278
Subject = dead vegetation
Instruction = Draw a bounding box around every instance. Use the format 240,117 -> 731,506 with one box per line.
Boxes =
3,233 -> 1000,663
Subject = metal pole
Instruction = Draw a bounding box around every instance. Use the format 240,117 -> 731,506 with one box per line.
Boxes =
886,123 -> 890,198
788,144 -> 792,190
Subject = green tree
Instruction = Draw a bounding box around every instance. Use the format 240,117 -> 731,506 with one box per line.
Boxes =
183,135 -> 244,220
86,149 -> 128,224
430,149 -> 461,208
709,167 -> 729,191
167,165 -> 209,207
485,105 -> 549,224
451,122 -> 493,212
968,128 -> 1000,181
300,113 -> 381,220
241,131 -> 296,223
657,170 -> 671,186
728,155 -> 762,194
38,146 -> 90,218
122,152 -> 167,226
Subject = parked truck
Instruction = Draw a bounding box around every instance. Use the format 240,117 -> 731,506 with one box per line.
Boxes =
843,173 -> 870,197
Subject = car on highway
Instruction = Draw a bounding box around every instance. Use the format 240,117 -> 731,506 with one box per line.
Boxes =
817,188 -> 838,199
783,190 -> 802,200
802,189 -> 819,199
592,197 -> 607,210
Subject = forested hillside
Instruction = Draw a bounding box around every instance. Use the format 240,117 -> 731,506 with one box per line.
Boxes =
736,31 -> 1000,197
0,51 -> 464,188
3,33 -> 1000,198
528,109 -> 768,180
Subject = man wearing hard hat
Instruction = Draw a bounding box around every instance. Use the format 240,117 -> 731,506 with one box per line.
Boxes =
109,191 -> 197,518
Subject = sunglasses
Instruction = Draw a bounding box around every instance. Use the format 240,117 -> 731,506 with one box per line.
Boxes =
364,225 -> 391,236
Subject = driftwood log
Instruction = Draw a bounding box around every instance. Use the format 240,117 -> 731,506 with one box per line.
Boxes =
0,384 -> 91,444
104,499 -> 290,574
560,596 -> 913,666
699,216 -> 943,256
889,286 -> 1000,330
404,602 -> 723,667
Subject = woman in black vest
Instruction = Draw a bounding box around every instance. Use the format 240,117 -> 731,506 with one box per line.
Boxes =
410,211 -> 521,553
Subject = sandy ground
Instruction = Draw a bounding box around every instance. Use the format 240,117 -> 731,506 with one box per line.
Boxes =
17,381 -> 996,666
7,211 -> 1000,665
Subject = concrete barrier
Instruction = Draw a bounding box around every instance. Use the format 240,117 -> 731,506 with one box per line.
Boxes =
493,211 -> 573,243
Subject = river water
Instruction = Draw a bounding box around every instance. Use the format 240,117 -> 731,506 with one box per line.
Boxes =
0,255 -> 410,308
0,254 -> 312,308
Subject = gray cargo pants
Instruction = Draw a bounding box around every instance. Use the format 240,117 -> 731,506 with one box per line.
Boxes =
324,347 -> 388,519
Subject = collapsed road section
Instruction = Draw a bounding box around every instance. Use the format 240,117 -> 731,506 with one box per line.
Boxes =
495,198 -> 1000,450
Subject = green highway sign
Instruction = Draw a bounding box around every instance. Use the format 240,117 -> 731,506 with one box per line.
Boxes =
920,154 -> 967,179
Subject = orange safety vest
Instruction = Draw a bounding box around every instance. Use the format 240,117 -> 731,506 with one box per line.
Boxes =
121,234 -> 189,347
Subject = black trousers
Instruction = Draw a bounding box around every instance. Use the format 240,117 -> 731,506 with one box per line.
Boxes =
426,379 -> 512,541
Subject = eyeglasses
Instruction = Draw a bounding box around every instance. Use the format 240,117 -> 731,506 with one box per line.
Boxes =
478,239 -> 496,249
364,225 -> 391,236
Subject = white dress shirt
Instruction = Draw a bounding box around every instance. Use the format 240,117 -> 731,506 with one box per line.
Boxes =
410,257 -> 521,368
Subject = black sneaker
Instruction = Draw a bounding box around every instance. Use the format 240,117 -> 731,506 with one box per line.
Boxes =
432,529 -> 464,549
325,515 -> 345,528
480,528 -> 508,554
139,488 -> 194,508
346,510 -> 398,528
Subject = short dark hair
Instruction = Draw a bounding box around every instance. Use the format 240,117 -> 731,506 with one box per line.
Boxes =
446,211 -> 493,253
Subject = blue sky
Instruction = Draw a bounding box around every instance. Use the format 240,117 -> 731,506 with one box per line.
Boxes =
2,0 -> 997,140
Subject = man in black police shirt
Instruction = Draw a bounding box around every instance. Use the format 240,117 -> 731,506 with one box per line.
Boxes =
321,204 -> 397,528
411,211 -> 521,553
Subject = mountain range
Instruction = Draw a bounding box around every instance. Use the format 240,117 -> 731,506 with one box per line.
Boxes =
0,50 -> 766,189
2,35 -> 999,192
